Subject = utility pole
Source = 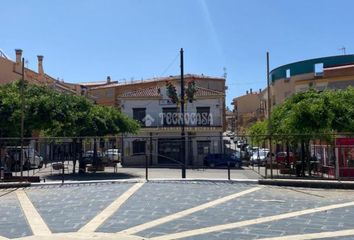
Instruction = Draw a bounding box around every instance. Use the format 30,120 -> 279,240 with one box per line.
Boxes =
180,48 -> 186,179
20,58 -> 25,180
266,52 -> 273,178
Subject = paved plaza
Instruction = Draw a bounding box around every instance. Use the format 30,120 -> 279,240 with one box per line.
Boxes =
0,181 -> 354,239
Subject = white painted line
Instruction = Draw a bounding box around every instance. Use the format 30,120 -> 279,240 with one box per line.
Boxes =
150,200 -> 354,240
79,182 -> 144,233
16,190 -> 51,236
259,229 -> 354,240
120,187 -> 262,235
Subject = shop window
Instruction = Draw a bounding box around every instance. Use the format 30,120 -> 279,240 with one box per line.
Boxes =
197,141 -> 211,155
133,140 -> 146,155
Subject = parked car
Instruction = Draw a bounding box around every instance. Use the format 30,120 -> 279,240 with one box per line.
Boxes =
275,152 -> 295,164
82,150 -> 107,164
104,149 -> 121,162
250,150 -> 269,166
204,153 -> 242,168
5,146 -> 43,171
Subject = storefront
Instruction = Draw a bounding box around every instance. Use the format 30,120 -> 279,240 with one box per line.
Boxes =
336,138 -> 354,178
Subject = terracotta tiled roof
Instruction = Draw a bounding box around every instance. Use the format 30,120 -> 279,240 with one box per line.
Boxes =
120,86 -> 161,98
120,86 -> 223,98
89,74 -> 225,90
195,86 -> 224,97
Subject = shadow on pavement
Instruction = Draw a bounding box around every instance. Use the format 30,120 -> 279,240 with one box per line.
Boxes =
44,172 -> 141,181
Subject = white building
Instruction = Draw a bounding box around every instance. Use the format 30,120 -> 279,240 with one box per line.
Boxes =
119,81 -> 225,166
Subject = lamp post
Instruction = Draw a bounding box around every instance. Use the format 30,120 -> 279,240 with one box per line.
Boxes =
20,57 -> 25,180
266,52 -> 273,178
180,48 -> 186,179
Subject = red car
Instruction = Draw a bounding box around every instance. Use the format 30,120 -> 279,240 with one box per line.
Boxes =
276,152 -> 295,163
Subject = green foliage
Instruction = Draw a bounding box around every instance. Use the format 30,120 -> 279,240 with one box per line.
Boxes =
269,87 -> 354,141
0,81 -> 140,137
248,120 -> 268,146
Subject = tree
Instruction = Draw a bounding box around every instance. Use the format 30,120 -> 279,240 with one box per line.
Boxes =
0,81 -> 140,173
248,120 -> 268,146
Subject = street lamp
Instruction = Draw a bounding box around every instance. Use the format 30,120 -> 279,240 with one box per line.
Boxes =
20,57 -> 25,180
180,48 -> 186,179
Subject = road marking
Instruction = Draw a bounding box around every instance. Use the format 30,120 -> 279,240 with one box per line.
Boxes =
14,232 -> 148,240
254,199 -> 286,203
259,229 -> 354,240
16,190 -> 51,236
79,182 -> 145,233
120,187 -> 262,235
150,200 -> 354,240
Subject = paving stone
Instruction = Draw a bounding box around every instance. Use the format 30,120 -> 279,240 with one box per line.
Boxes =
25,183 -> 134,233
98,182 -> 253,233
139,186 -> 346,238
1,182 -> 354,239
0,193 -> 32,238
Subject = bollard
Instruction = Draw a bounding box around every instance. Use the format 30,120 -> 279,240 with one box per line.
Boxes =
227,161 -> 231,180
0,167 -> 4,180
145,155 -> 148,181
61,160 -> 65,185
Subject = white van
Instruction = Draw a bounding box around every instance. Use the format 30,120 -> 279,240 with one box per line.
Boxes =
5,146 -> 43,171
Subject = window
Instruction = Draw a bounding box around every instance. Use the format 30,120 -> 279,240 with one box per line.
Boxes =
106,89 -> 113,98
162,107 -> 179,126
196,107 -> 211,126
133,108 -> 146,126
133,140 -> 146,155
286,69 -> 291,79
315,63 -> 324,76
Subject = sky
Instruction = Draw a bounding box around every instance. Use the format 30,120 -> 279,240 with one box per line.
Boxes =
1,0 -> 354,107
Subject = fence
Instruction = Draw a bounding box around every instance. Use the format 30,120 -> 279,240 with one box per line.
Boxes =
0,133 -> 353,182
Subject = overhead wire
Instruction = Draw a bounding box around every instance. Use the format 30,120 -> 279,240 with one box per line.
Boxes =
159,53 -> 180,77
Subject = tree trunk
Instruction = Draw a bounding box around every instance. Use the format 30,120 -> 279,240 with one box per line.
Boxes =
72,138 -> 77,174
78,138 -> 85,174
93,138 -> 97,170
301,140 -> 305,177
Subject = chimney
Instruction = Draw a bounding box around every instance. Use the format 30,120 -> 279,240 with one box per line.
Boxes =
107,76 -> 111,83
15,49 -> 22,65
246,90 -> 249,94
259,88 -> 262,93
37,55 -> 44,75
250,88 -> 253,94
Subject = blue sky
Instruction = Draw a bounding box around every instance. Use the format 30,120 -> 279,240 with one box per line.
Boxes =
1,0 -> 354,107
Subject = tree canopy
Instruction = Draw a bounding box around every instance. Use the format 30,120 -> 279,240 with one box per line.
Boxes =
249,87 -> 354,141
0,81 -> 140,138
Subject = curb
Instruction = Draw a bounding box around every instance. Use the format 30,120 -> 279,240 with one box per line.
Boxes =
259,179 -> 354,189
2,178 -> 354,189
0,182 -> 31,189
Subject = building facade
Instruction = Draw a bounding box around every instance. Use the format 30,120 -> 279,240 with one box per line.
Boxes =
113,75 -> 226,166
231,89 -> 265,134
269,55 -> 354,107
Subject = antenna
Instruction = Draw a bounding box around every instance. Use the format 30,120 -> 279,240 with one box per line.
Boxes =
223,67 -> 227,79
338,46 -> 346,55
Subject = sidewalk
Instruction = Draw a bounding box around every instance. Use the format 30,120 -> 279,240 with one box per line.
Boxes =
2,163 -> 354,189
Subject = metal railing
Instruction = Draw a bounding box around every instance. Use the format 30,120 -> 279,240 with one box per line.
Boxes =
0,133 -> 353,183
